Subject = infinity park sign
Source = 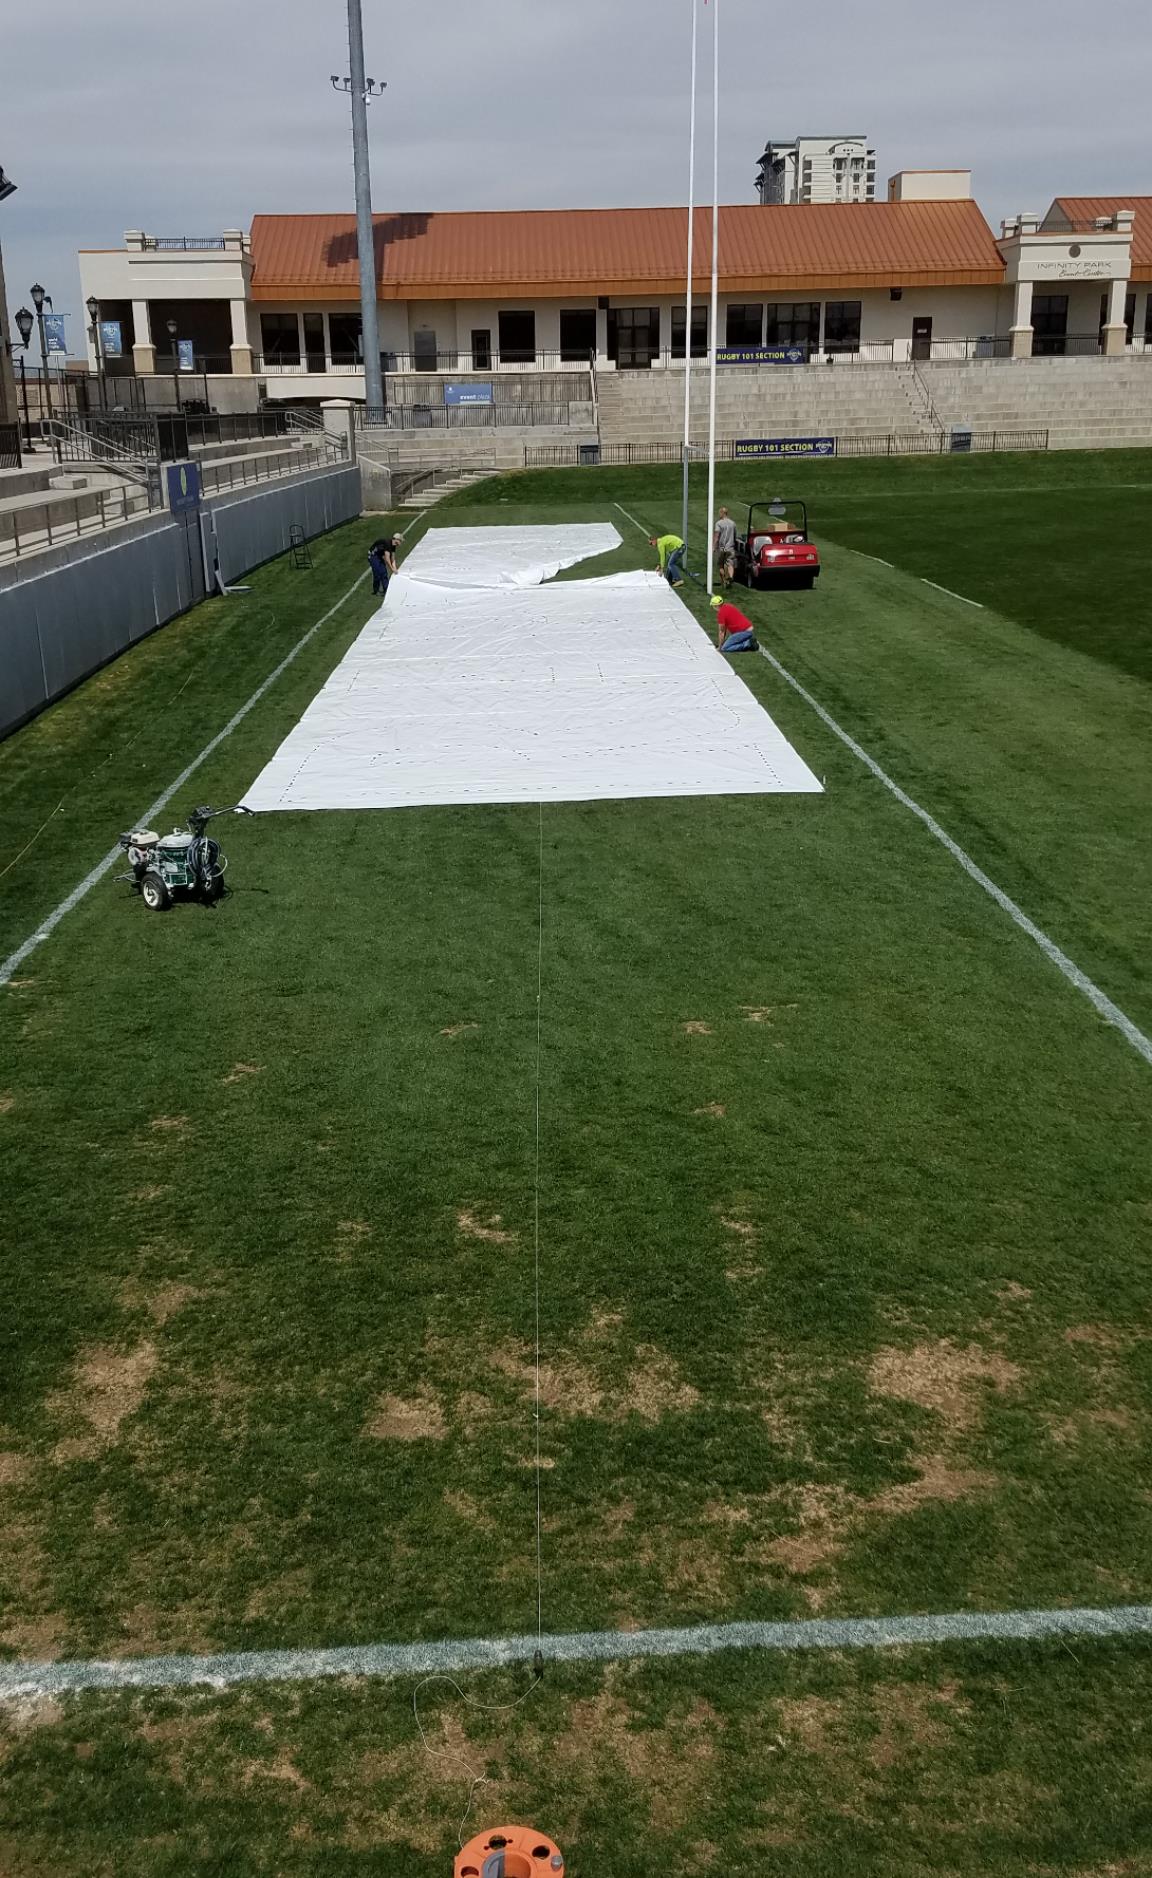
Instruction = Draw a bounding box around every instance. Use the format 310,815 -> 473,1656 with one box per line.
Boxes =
735,437 -> 837,460
717,344 -> 808,366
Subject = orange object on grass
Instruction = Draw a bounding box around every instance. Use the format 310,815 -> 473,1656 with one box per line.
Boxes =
455,1825 -> 564,1878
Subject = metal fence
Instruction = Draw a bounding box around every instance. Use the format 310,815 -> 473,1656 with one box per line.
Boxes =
199,437 -> 345,497
356,402 -> 581,431
1,480 -> 163,566
0,423 -> 20,469
523,430 -> 1050,469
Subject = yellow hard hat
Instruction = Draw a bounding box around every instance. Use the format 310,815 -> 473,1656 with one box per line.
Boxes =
710,595 -> 723,608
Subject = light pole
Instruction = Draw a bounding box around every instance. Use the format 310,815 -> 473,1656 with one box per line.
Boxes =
30,282 -> 52,420
14,306 -> 34,448
331,0 -> 385,411
86,294 -> 105,409
166,316 -> 180,405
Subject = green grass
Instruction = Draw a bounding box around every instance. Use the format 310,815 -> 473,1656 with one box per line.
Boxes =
1,452 -> 1152,1871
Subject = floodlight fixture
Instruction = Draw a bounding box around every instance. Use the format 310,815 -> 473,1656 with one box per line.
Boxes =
15,306 -> 34,348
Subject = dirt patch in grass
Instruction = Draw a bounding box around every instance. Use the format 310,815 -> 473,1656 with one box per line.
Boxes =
0,1694 -> 65,1733
149,1115 -> 190,1134
720,1214 -> 756,1240
0,1453 -> 30,1487
995,1281 -> 1033,1304
49,1340 -> 158,1462
365,1387 -> 447,1442
541,1686 -> 722,1836
682,1021 -> 713,1036
131,1185 -> 171,1202
740,1006 -> 776,1024
693,1103 -> 727,1118
355,1711 -> 499,1855
440,1022 -> 479,1039
867,1680 -> 970,1769
0,1093 -> 14,1115
457,1209 -> 516,1245
117,1281 -> 200,1326
777,1693 -> 841,1753
337,1220 -> 373,1238
1064,1323 -> 1143,1353
489,1337 -> 698,1424
222,1063 -> 263,1085
0,1614 -> 68,1661
874,1454 -> 998,1512
868,1340 -> 1022,1431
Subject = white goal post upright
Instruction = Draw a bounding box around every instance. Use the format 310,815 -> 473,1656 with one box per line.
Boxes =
680,0 -> 699,549
705,0 -> 720,596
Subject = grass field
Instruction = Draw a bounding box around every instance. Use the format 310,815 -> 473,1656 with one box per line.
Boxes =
2,448 -> 1152,1874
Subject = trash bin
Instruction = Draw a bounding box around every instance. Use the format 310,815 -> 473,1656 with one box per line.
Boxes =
578,443 -> 601,467
949,425 -> 973,454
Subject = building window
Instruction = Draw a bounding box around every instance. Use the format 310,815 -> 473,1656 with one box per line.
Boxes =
260,313 -> 301,366
302,314 -> 326,374
329,314 -> 363,365
1032,294 -> 1069,357
472,329 -> 492,370
824,301 -> 862,354
499,310 -> 536,365
725,304 -> 764,348
672,305 -> 708,358
607,307 -> 660,368
560,309 -> 597,363
765,302 -> 821,350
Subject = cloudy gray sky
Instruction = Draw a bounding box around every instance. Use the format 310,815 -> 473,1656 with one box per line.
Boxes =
2,0 -> 1150,349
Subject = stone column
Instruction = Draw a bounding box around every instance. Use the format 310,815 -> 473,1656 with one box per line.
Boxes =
321,398 -> 357,463
1009,278 -> 1034,359
1101,274 -> 1130,357
230,298 -> 254,375
595,303 -> 611,369
132,299 -> 156,374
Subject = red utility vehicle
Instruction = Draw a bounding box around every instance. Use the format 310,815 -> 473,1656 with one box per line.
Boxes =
735,499 -> 821,591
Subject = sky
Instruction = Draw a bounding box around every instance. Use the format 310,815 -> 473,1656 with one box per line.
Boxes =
2,0 -> 1150,351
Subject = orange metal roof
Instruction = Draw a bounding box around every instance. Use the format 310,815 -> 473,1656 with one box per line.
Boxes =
249,201 -> 1006,302
1048,197 -> 1152,279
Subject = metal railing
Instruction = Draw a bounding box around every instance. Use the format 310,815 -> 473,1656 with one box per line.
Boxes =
0,478 -> 162,565
1034,333 -> 1105,358
924,336 -> 1012,362
198,435 -> 346,496
523,429 -> 1050,468
48,414 -> 154,464
0,422 -> 20,469
356,402 -> 583,431
184,410 -> 290,447
143,236 -> 227,251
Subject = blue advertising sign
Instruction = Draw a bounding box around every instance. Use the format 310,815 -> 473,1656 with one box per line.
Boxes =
100,319 -> 123,359
734,437 -> 837,460
444,382 -> 494,405
177,339 -> 195,372
718,345 -> 808,366
43,313 -> 68,354
166,461 -> 202,514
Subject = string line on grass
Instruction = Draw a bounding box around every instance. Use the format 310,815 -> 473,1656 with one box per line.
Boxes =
5,1603 -> 1152,1702
534,800 -> 546,1646
0,570 -> 371,989
753,640 -> 1152,1069
922,577 -> 984,608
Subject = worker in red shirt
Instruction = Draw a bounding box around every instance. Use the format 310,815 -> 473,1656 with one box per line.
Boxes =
710,595 -> 759,654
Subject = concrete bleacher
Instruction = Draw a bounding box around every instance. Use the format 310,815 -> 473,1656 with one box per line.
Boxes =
596,362 -> 935,447
920,357 -> 1152,450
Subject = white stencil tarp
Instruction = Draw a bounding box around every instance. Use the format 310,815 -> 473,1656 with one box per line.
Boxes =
243,526 -> 822,811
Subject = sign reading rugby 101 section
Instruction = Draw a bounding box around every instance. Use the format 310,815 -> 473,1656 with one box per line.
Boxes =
718,345 -> 808,366
735,437 -> 837,460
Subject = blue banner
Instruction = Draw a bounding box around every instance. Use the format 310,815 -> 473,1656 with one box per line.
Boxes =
734,437 -> 837,460
444,382 -> 493,405
177,339 -> 195,372
166,461 -> 202,514
43,313 -> 68,354
100,319 -> 123,359
718,344 -> 808,366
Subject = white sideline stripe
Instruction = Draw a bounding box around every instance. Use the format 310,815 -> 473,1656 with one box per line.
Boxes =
848,549 -> 894,568
922,578 -> 984,607
0,572 -> 370,988
614,500 -> 653,539
755,642 -> 1152,1068
3,1603 -> 1152,1701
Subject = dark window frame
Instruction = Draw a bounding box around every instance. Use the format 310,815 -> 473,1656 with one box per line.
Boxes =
671,304 -> 709,359
498,310 -> 537,365
764,301 -> 821,349
328,313 -> 363,366
725,303 -> 764,348
823,300 -> 862,354
260,312 -> 301,366
559,309 -> 597,364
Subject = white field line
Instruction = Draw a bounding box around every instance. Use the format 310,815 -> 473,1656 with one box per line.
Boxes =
3,1603 -> 1152,1702
922,578 -> 984,608
0,571 -> 370,988
755,642 -> 1152,1068
847,548 -> 894,567
614,500 -> 653,539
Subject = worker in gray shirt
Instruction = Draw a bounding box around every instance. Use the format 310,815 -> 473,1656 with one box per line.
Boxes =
713,506 -> 737,588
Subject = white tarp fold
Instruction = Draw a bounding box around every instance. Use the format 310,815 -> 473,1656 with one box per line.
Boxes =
243,526 -> 822,811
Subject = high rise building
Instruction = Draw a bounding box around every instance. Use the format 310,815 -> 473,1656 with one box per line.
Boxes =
756,136 -> 877,206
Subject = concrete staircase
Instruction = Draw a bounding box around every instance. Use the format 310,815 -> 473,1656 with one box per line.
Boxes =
919,358 -> 1152,450
596,362 -> 938,447
399,469 -> 502,511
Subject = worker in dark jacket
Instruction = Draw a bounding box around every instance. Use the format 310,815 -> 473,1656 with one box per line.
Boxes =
368,530 -> 404,596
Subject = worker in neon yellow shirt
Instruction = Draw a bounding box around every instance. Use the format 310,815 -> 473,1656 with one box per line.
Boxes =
649,533 -> 686,587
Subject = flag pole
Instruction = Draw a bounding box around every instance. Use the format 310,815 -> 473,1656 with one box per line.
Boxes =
680,0 -> 699,549
705,0 -> 720,596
